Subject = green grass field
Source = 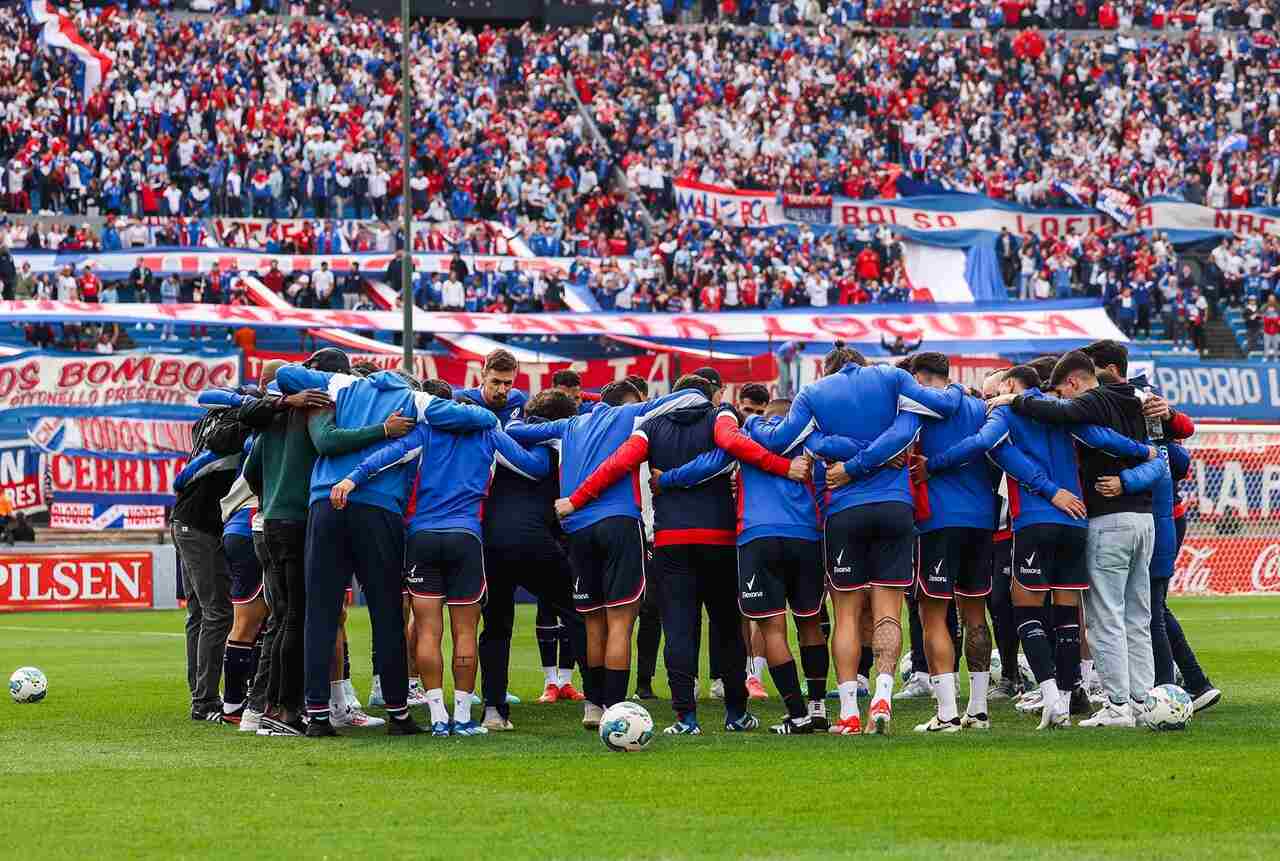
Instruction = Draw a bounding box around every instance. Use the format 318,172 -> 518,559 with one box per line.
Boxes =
1,597 -> 1278,860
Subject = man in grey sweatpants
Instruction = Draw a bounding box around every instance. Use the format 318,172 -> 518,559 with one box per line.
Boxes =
1002,350 -> 1155,727
171,407 -> 250,721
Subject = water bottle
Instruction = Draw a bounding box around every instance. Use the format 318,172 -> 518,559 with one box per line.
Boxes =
1144,395 -> 1164,442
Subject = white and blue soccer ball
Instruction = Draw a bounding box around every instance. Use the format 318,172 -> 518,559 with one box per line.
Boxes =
1144,684 -> 1193,731
599,701 -> 654,752
9,667 -> 47,704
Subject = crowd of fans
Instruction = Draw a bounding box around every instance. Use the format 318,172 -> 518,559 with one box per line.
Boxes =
2,4 -> 1280,360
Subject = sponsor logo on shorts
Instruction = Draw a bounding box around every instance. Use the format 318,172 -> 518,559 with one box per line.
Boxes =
746,574 -> 757,590
404,564 -> 421,585
928,558 -> 946,583
742,591 -> 765,599
832,547 -> 851,575
1024,552 -> 1036,568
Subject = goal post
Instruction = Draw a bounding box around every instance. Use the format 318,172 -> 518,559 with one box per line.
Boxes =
1174,423 -> 1280,596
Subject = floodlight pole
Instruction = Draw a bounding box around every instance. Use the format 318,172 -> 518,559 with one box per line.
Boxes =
400,0 -> 413,372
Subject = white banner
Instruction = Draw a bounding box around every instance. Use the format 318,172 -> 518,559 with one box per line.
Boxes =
674,180 -> 1280,241
0,300 -> 1126,345
12,250 -> 632,279
0,351 -> 239,411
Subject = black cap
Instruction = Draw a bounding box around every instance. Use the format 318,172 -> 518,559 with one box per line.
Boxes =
304,347 -> 351,374
691,366 -> 723,389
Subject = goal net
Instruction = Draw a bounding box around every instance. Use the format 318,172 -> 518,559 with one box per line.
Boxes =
1174,424 -> 1280,596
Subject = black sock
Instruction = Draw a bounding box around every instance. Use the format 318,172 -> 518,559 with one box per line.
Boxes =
536,631 -> 559,670
768,659 -> 807,720
857,645 -> 874,679
1014,606 -> 1054,684
585,664 -> 605,706
604,668 -> 630,708
223,640 -> 255,708
1053,604 -> 1082,691
249,639 -> 262,689
818,604 -> 832,641
342,640 -> 350,681
558,628 -> 574,672
799,644 -> 829,701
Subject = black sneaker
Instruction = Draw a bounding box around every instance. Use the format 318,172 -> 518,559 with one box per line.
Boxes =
191,709 -> 225,723
771,715 -> 815,735
260,715 -> 305,736
305,718 -> 338,738
632,682 -> 656,700
387,715 -> 425,736
1069,686 -> 1092,716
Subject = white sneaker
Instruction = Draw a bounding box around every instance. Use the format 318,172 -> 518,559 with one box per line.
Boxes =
893,672 -> 931,700
1079,701 -> 1136,728
342,679 -> 362,711
960,712 -> 990,730
333,705 -> 385,728
1131,699 -> 1151,728
582,702 -> 604,729
913,714 -> 961,734
1192,687 -> 1222,713
407,680 -> 429,707
709,678 -> 725,700
1084,672 -> 1105,704
368,676 -> 385,708
239,708 -> 263,733
482,707 -> 514,732
1037,693 -> 1070,730
1015,689 -> 1045,713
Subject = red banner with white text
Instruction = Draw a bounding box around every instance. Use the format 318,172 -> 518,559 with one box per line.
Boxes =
0,551 -> 154,611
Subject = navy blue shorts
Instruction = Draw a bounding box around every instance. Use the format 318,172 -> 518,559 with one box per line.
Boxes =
565,516 -> 646,613
405,530 -> 487,605
916,527 -> 994,600
823,502 -> 915,590
737,537 -> 824,618
223,532 -> 264,605
1011,523 -> 1089,591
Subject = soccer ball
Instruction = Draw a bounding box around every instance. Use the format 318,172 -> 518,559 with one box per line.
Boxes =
599,702 -> 654,752
9,667 -> 48,704
1143,684 -> 1193,731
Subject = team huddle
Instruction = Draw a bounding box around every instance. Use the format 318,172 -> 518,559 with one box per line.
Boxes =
171,339 -> 1221,739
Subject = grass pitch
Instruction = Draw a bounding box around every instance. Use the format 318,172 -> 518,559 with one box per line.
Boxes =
1,597 -> 1278,860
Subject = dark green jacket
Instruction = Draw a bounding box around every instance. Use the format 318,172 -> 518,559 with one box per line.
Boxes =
245,407 -> 387,522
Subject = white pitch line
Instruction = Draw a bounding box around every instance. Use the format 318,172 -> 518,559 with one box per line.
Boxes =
0,625 -> 184,638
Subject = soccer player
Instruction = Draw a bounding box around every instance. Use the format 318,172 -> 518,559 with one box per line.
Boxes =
477,389 -> 588,731
330,380 -> 547,736
737,383 -> 770,418
660,396 -> 828,733
990,352 -> 1157,727
457,348 -> 527,424
745,345 -> 963,734
928,362 -> 1155,727
506,379 -> 710,726
563,375 -> 806,734
218,437 -> 267,726
275,359 -> 497,737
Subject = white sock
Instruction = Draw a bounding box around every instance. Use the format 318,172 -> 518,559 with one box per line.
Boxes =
543,666 -> 558,686
558,668 -> 573,686
751,656 -> 766,680
931,673 -> 958,721
967,671 -> 990,716
370,674 -> 381,692
837,680 -> 860,720
329,680 -> 347,711
874,672 -> 894,703
453,690 -> 473,725
425,688 -> 448,724
409,675 -> 423,689
1039,678 -> 1062,708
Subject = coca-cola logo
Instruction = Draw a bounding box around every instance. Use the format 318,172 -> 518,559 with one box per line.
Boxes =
1251,544 -> 1280,593
1172,544 -> 1216,594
